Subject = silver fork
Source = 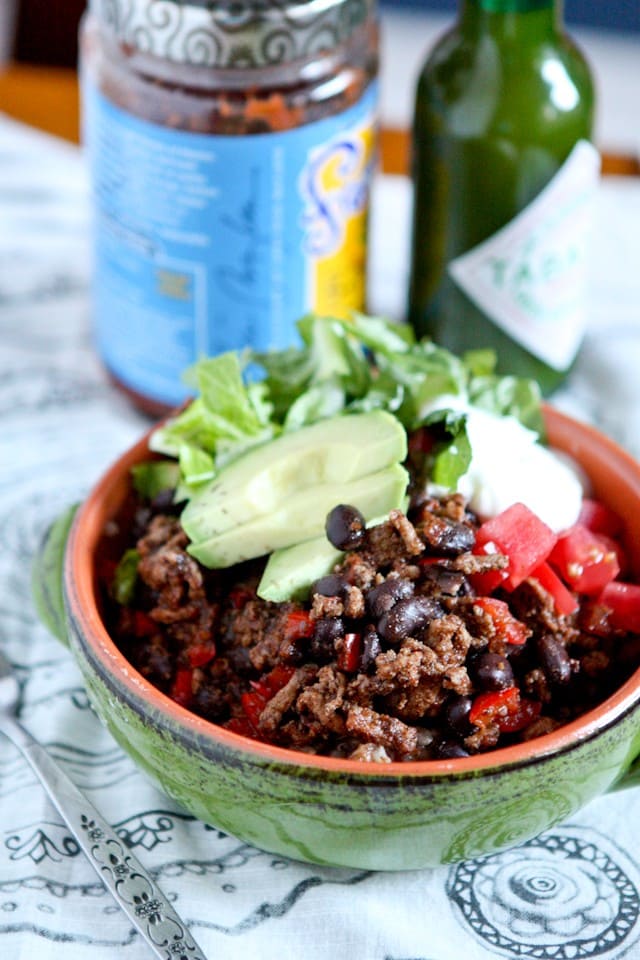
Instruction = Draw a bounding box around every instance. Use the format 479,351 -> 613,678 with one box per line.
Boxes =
0,648 -> 209,960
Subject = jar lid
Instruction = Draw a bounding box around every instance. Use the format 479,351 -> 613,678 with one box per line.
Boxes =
90,0 -> 376,68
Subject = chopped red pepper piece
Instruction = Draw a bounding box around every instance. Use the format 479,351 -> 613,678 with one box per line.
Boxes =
170,667 -> 194,707
224,716 -> 257,738
186,641 -> 217,668
549,523 -> 620,595
529,562 -> 579,616
262,664 -> 296,695
241,689 -> 269,727
133,611 -> 157,637
473,598 -> 529,645
469,686 -> 541,733
283,610 -> 315,642
228,587 -> 253,609
337,633 -> 361,673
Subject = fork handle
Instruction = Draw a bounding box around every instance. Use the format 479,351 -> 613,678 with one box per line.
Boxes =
0,715 -> 208,960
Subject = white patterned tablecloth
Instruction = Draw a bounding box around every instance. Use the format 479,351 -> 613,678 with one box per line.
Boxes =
1,113 -> 640,960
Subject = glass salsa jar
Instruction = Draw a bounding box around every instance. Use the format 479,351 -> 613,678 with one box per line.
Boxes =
80,0 -> 379,417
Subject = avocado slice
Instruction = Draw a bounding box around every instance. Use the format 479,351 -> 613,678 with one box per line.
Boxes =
181,411 -> 406,545
257,537 -> 344,603
187,463 -> 409,568
257,513 -> 395,603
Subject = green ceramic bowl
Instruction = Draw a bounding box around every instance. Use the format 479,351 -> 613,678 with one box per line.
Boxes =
34,407 -> 640,871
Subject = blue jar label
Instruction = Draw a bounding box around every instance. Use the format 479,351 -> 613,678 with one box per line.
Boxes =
83,83 -> 377,406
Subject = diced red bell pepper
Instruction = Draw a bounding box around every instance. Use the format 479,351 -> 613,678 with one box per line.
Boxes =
241,688 -> 269,727
578,498 -> 624,538
240,664 -> 297,730
474,503 -> 557,591
133,611 -> 158,637
337,633 -> 361,673
224,716 -> 257,738
469,686 -> 541,733
228,587 -> 254,609
472,597 -> 529,645
549,523 -> 620,595
186,641 -> 217,668
529,562 -> 578,616
598,581 -> 640,633
283,610 -> 315,643
170,667 -> 194,707
262,664 -> 296,696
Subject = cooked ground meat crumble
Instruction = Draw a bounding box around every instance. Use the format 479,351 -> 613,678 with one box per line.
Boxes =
100,478 -> 640,764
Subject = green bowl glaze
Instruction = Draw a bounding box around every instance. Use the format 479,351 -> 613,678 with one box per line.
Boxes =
37,407 -> 640,870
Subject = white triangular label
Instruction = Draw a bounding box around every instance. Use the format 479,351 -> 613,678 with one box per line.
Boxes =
448,140 -> 600,371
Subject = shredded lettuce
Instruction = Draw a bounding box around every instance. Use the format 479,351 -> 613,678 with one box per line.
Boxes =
131,461 -> 180,500
142,312 -> 542,498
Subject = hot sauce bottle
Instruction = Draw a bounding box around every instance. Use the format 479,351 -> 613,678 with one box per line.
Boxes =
407,0 -> 599,394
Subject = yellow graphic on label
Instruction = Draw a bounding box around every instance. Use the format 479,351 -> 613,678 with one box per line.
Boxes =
156,269 -> 192,302
299,119 -> 376,318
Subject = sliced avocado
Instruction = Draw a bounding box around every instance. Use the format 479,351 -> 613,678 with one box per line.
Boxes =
257,537 -> 344,602
257,513 -> 397,603
187,463 -> 409,568
181,411 -> 406,544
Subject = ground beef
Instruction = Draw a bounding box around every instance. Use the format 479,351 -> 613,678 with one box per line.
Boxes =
105,490 -> 640,764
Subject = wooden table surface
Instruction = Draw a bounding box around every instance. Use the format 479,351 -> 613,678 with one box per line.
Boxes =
1,62 -> 639,178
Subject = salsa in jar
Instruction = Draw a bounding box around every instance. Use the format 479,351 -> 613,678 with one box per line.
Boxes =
81,0 -> 379,416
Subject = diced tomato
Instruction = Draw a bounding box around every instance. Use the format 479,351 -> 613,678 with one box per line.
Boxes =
578,498 -> 624,538
283,610 -> 315,643
469,686 -> 540,733
133,611 -> 157,637
170,667 -> 194,707
529,562 -> 578,616
549,523 -> 620,595
598,581 -> 640,633
474,503 -> 557,590
597,533 -> 629,579
186,641 -> 217,668
473,598 -> 529,646
337,633 -> 361,673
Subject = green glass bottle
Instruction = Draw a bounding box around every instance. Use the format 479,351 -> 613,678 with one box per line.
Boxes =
407,0 -> 599,393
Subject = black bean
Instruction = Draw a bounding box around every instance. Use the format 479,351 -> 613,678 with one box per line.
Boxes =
420,564 -> 471,597
377,596 -> 444,644
420,514 -> 475,556
444,695 -> 473,737
312,573 -> 350,599
311,617 -> 344,662
325,504 -> 366,550
537,635 -> 572,685
366,578 -> 414,619
433,740 -> 470,759
473,652 -> 514,692
359,625 -> 382,672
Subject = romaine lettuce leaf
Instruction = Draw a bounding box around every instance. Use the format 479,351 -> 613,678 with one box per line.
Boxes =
142,312 -> 543,501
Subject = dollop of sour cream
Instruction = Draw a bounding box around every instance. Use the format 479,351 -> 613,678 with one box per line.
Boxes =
422,396 -> 585,532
